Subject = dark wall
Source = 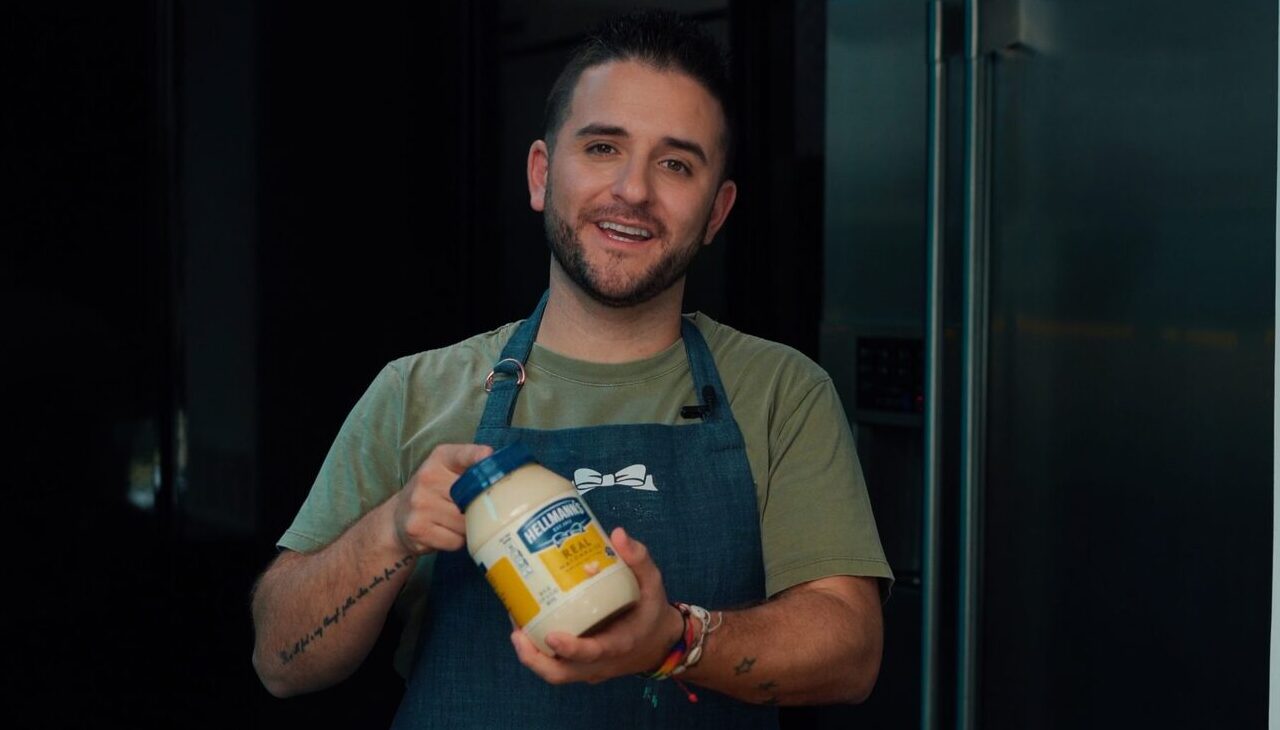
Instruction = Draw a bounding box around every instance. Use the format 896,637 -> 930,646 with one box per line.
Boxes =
7,5 -> 175,725
253,1 -> 480,547
7,7 -> 161,499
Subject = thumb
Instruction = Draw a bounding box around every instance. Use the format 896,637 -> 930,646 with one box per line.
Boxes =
611,526 -> 652,570
612,527 -> 665,598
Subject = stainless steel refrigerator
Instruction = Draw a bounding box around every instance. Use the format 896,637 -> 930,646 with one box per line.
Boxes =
821,1 -> 1275,727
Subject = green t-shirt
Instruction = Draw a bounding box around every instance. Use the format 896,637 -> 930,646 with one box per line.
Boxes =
280,313 -> 893,676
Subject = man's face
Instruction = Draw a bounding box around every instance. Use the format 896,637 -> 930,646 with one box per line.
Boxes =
528,61 -> 737,308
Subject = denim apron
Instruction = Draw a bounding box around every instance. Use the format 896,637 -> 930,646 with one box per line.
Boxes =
391,293 -> 778,729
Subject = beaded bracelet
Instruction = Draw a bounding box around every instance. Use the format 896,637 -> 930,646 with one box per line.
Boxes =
672,603 -> 714,675
638,603 -> 695,681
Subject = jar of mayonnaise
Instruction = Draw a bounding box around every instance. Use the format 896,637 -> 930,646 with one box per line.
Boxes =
450,442 -> 640,655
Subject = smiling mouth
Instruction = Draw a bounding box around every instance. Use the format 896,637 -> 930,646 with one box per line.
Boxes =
597,220 -> 654,242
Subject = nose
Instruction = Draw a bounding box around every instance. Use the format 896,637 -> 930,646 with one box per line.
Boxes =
611,159 -> 651,207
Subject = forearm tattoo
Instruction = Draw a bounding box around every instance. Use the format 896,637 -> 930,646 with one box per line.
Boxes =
735,657 -> 782,704
758,679 -> 780,705
277,555 -> 414,665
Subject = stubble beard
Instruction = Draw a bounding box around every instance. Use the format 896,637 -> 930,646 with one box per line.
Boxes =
543,176 -> 710,309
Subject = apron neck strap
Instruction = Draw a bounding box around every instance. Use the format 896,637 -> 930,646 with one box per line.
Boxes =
478,291 -> 729,429
497,288 -> 549,363
678,316 -> 729,423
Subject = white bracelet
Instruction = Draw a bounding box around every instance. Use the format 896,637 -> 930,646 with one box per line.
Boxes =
672,603 -> 719,675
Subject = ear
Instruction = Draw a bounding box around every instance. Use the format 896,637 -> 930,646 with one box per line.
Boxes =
701,179 -> 738,245
528,140 -> 550,212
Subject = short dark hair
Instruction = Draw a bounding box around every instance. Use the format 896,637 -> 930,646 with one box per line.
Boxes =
543,9 -> 734,177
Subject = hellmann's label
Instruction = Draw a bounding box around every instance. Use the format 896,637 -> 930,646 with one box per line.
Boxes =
473,494 -> 621,630
520,499 -> 590,551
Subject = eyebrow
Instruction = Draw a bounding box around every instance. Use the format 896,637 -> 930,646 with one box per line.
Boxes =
573,123 -> 709,166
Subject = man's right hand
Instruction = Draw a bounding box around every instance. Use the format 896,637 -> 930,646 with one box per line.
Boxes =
391,443 -> 493,555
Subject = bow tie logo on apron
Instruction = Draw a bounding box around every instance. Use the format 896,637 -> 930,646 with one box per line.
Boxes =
573,464 -> 658,495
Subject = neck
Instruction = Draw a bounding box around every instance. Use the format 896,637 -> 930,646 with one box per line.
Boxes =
536,266 -> 686,363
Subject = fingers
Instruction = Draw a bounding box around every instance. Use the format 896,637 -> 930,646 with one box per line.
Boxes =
514,623 -> 648,684
424,442 -> 494,476
512,631 -> 621,686
425,487 -> 466,532
545,630 -> 609,665
394,443 -> 491,554
511,630 -> 574,685
394,476 -> 463,546
419,521 -> 466,553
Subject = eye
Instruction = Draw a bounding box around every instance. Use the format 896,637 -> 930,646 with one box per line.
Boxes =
586,142 -> 617,155
662,159 -> 692,176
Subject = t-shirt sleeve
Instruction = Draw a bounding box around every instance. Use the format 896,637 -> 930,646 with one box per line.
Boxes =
277,362 -> 406,553
761,376 -> 894,599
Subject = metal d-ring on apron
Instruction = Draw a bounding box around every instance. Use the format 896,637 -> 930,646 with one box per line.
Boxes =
391,290 -> 777,729
484,358 -> 525,393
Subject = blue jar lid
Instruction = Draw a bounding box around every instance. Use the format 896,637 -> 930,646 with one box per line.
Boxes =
450,442 -> 536,511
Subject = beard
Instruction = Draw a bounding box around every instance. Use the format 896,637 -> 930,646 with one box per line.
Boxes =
543,177 -> 710,309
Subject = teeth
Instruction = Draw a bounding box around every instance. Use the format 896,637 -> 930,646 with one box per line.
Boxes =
599,221 -> 652,239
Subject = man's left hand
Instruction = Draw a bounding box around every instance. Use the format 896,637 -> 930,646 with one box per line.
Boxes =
510,526 -> 685,685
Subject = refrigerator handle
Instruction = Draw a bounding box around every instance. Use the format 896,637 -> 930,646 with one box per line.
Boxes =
959,0 -> 994,728
921,3 -> 948,730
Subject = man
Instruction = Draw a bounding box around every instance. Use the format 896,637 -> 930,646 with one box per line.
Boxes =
251,10 -> 892,728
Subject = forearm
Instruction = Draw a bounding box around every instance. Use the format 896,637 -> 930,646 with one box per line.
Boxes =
679,577 -> 883,705
251,498 -> 417,698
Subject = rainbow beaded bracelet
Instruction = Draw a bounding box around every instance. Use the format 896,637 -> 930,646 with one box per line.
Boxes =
638,602 -> 696,680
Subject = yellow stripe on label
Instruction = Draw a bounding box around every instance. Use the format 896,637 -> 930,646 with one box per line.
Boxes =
537,524 -> 618,593
484,556 -> 541,627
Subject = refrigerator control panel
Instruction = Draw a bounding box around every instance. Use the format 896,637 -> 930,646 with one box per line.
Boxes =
855,337 -> 924,415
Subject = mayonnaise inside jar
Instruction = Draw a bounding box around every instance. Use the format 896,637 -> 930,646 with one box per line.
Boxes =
450,442 -> 640,655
